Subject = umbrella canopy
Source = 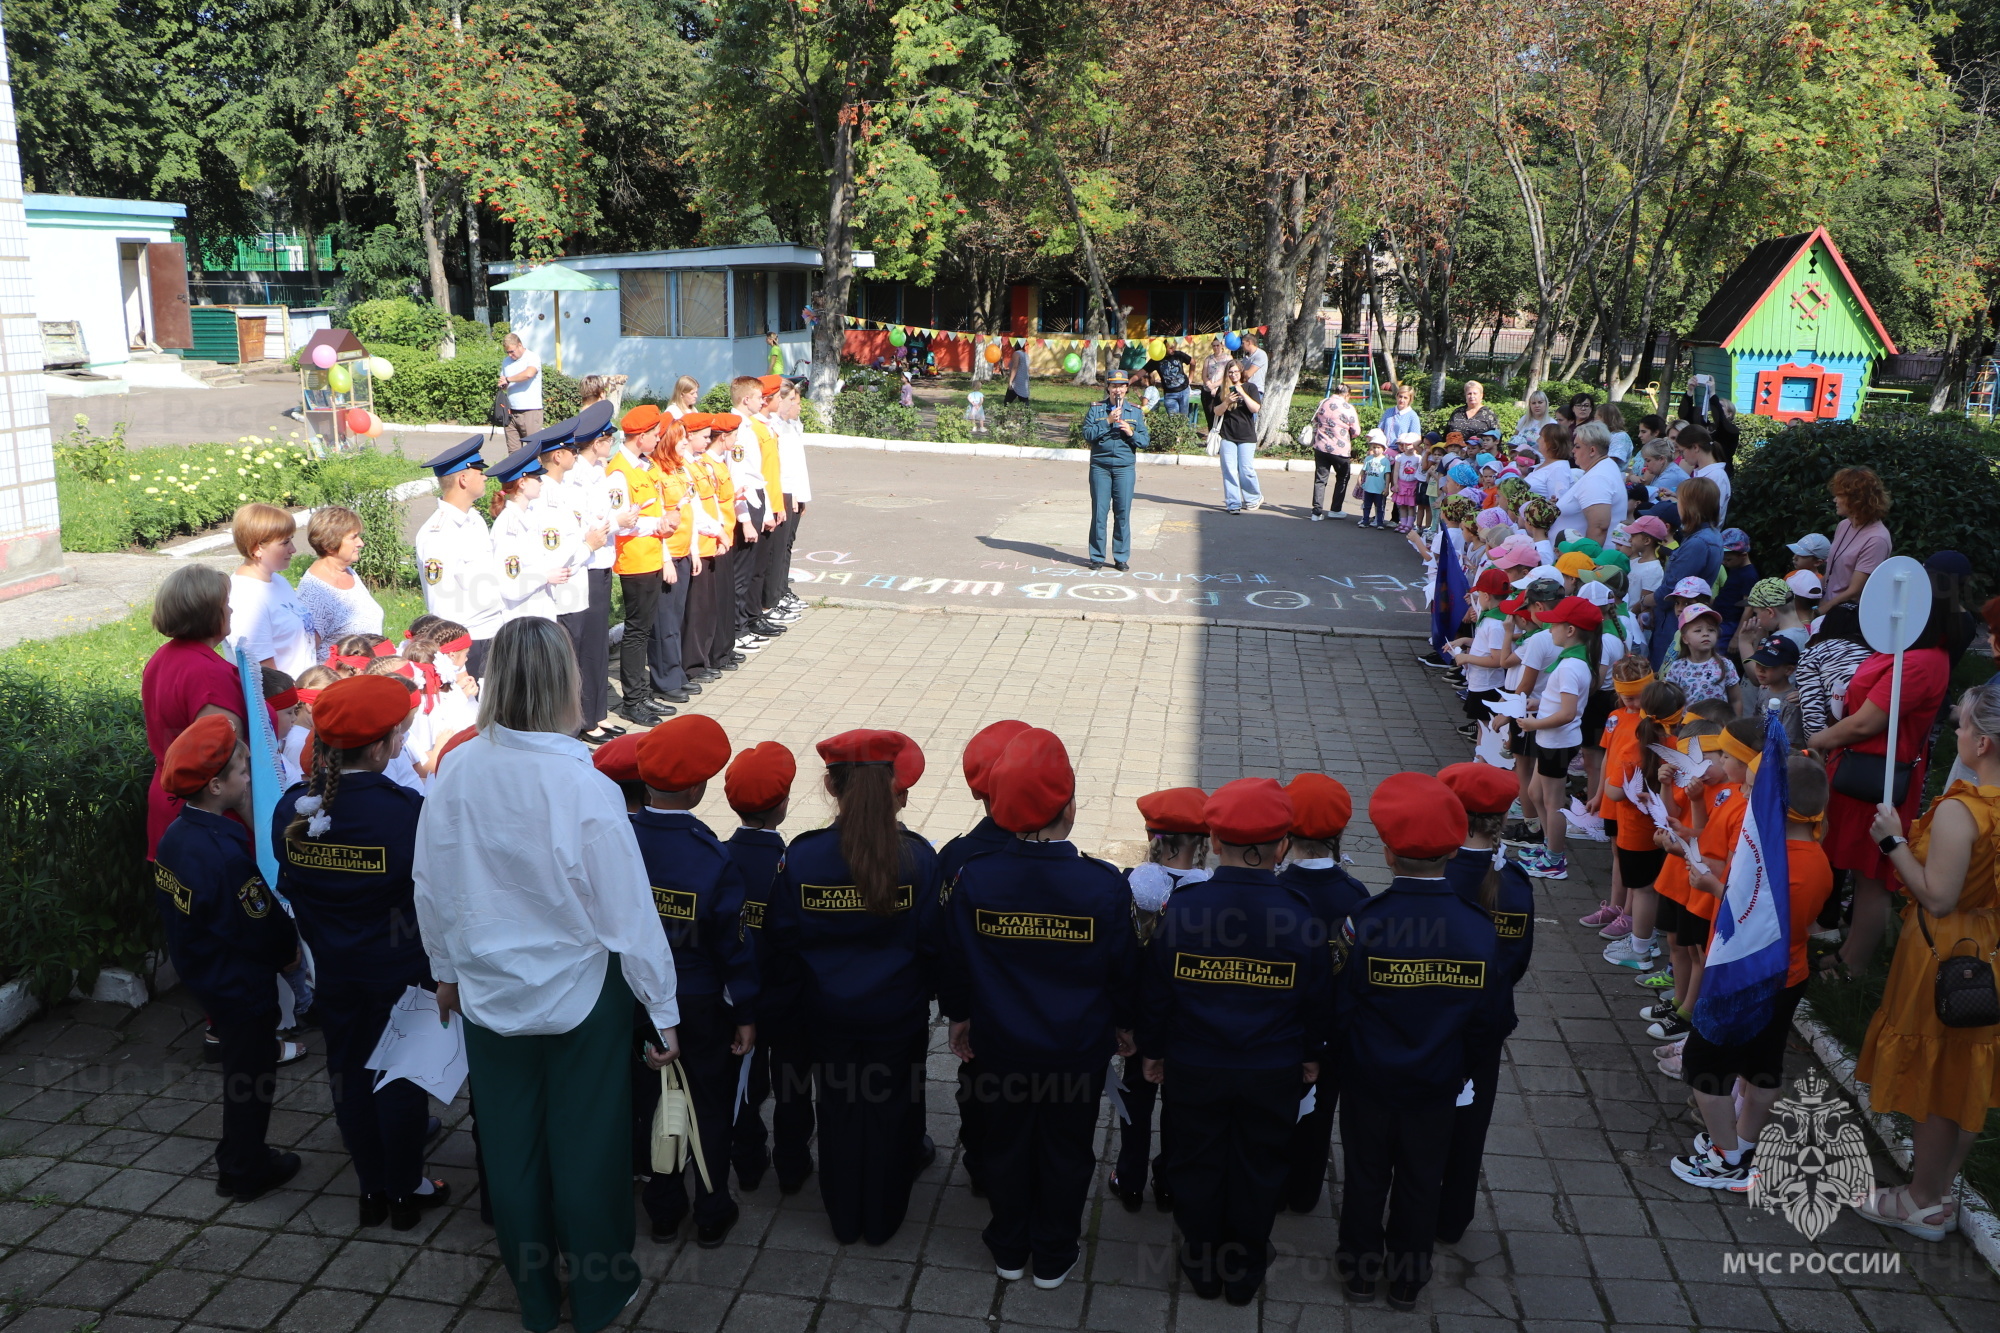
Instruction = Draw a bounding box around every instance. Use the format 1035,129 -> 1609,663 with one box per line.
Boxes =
490,264 -> 615,293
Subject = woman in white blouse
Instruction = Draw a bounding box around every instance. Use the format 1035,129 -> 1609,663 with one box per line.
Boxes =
226,503 -> 317,676
417,617 -> 679,1331
296,507 -> 384,648
1511,389 -> 1555,450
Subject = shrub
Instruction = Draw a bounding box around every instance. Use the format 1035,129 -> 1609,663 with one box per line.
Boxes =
799,397 -> 826,434
1147,408 -> 1200,453
1732,418 -> 2000,599
932,406 -> 971,444
697,382 -> 737,414
348,297 -> 451,349
0,669 -> 154,1001
988,401 -> 1041,447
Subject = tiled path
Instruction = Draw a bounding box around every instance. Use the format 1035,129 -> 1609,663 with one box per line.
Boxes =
0,608 -> 1994,1331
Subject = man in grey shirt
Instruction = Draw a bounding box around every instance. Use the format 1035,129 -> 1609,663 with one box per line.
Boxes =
1239,333 -> 1268,392
1006,346 -> 1031,403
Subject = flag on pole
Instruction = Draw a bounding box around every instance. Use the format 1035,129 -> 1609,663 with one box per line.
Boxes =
1429,526 -> 1470,653
1692,710 -> 1792,1045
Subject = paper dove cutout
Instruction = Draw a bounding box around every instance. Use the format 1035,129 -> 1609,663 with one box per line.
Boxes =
365,986 -> 469,1105
1648,739 -> 1709,787
1485,692 -> 1529,719
1475,723 -> 1513,768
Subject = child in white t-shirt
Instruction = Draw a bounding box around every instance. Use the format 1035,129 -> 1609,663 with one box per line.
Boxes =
1449,569 -> 1518,732
965,389 -> 987,434
1517,596 -> 1603,883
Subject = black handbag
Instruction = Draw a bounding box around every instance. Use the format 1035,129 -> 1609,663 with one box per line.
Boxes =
1916,909 -> 2000,1029
489,389 -> 512,429
1832,751 -> 1914,807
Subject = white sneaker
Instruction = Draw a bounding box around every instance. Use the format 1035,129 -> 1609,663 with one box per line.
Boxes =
1329,511 -> 1348,520
734,637 -> 767,653
1311,512 -> 1325,522
996,1262 -> 1025,1281
1033,1262 -> 1077,1290
1604,936 -> 1657,970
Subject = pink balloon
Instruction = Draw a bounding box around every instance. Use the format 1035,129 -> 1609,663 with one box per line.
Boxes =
311,345 -> 336,369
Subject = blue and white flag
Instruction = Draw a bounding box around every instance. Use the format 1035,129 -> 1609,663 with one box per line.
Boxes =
233,643 -> 285,896
1693,713 -> 1792,1045
1430,527 -> 1470,652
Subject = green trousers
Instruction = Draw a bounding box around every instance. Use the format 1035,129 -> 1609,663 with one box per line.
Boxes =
465,960 -> 641,1333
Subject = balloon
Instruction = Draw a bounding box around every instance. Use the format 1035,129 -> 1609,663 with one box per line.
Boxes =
345,407 -> 372,434
369,356 -> 395,380
1224,332 -> 1242,351
888,328 -> 906,346
1147,338 -> 1166,360
310,344 -> 336,369
1062,352 -> 1082,374
983,344 -> 1003,364
365,415 -> 385,438
327,364 -> 353,394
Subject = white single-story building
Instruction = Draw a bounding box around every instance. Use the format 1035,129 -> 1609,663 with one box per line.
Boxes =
488,245 -> 819,395
25,194 -> 188,371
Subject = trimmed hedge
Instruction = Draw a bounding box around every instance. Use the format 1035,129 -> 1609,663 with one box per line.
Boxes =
372,348 -> 582,427
1732,418 -> 2000,599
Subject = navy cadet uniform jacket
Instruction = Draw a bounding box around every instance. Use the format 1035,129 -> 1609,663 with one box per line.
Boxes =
631,809 -> 759,1009
726,826 -> 795,1023
1441,848 -> 1535,1040
766,825 -> 941,1038
154,806 -> 298,1008
274,774 -> 429,988
1137,867 -> 1331,1070
1278,861 -> 1371,948
937,839 -> 1141,1073
1336,875 -> 1499,1104
937,815 -> 1012,887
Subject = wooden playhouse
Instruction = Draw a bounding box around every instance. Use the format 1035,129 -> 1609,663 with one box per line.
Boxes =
1683,227 -> 1896,424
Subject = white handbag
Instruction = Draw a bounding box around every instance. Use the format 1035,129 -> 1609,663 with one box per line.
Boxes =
1205,427 -> 1223,456
649,1062 -> 712,1189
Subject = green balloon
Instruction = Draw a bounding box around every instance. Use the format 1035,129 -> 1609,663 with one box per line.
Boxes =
1062,352 -> 1082,374
888,328 -> 907,346
326,364 -> 353,394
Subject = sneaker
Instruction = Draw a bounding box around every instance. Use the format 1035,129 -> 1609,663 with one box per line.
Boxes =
1417,649 -> 1452,670
1635,968 -> 1678,991
1639,1001 -> 1679,1023
1329,511 -> 1347,520
1525,853 -> 1568,880
1568,755 -> 1587,776
1311,512 -> 1325,522
1578,902 -> 1619,928
1691,1133 -> 1753,1164
1652,1036 -> 1687,1061
1671,1149 -> 1753,1192
1656,1052 -> 1685,1080
1501,821 -> 1543,847
1604,937 -> 1656,970
1033,1262 -> 1077,1291
995,1262 -> 1026,1281
1646,1011 -> 1692,1041
1598,912 -> 1633,940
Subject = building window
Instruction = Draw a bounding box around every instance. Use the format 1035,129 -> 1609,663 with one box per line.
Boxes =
620,270 -> 667,337
734,271 -> 769,337
776,273 -> 810,332
677,271 -> 728,338
1039,287 -> 1082,334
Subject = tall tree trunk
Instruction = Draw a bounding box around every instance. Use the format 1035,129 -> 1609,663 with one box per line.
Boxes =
808,104 -> 856,410
1370,271 -> 1398,388
1656,330 -> 1681,415
465,195 -> 489,326
1252,168 -> 1336,450
413,159 -> 456,360
1630,325 -> 1658,408
1556,312 -> 1598,382
1927,327 -> 1962,414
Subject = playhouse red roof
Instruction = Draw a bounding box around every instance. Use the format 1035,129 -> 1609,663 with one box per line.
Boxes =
1685,227 -> 1896,356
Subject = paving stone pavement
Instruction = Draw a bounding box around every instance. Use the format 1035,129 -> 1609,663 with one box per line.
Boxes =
0,607 -> 1995,1332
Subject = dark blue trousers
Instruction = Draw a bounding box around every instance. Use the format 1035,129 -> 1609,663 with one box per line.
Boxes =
317,978 -> 431,1197
1088,462 -> 1134,564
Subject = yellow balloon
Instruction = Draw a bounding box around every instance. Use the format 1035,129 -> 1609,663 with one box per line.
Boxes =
326,364 -> 352,394
370,356 -> 395,380
1147,338 -> 1166,360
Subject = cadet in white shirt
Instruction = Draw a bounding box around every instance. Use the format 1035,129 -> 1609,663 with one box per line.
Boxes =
767,380 -> 813,615
487,443 -> 575,626
570,404 -> 634,740
414,437 -> 505,678
417,617 -> 679,1332
530,409 -> 614,738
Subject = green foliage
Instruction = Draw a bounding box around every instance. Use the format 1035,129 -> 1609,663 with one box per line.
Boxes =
987,401 -> 1041,447
0,669 -> 155,1001
697,383 -> 737,414
931,405 -> 971,444
51,414 -> 129,482
1146,409 -> 1200,454
330,223 -> 430,308
830,385 -> 920,440
1732,419 -> 2000,597
370,349 -> 581,426
348,297 -> 450,348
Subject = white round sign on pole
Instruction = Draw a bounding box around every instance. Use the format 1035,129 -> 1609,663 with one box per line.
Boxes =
1855,553 -> 1931,808
1857,555 -> 1930,654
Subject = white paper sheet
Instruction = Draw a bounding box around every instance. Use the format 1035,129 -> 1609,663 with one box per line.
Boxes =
734,1046 -> 755,1121
1298,1085 -> 1317,1121
1622,772 -> 1672,829
1109,1075 -> 1131,1125
1563,799 -> 1608,841
364,986 -> 469,1104
1455,1078 -> 1476,1108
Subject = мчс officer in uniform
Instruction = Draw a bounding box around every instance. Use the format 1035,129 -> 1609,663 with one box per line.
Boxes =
414,436 -> 503,678
939,728 -> 1139,1290
1335,772 -> 1498,1311
1139,778 -> 1330,1306
1078,369 -> 1149,572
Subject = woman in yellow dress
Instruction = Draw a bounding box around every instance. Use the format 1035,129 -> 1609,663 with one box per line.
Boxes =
1857,676 -> 2000,1240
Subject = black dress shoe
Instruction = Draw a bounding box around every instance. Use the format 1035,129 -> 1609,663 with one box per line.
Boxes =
657,687 -> 691,703
777,1164 -> 815,1195
1224,1284 -> 1258,1307
390,1179 -> 451,1232
695,1203 -> 740,1249
1107,1172 -> 1144,1213
691,669 -> 722,683
1182,1266 -> 1223,1301
580,727 -> 621,745
217,1149 -> 301,1202
718,658 -> 741,671
1344,1273 -> 1377,1303
749,619 -> 787,635
358,1192 -> 390,1227
683,681 -> 702,694
615,697 -> 663,726
735,1162 -> 766,1192
1387,1279 -> 1423,1311
1115,561 -> 1129,572
650,1215 -> 682,1243
1089,561 -> 1104,571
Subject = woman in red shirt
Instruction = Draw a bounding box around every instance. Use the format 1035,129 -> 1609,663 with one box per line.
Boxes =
140,565 -> 247,860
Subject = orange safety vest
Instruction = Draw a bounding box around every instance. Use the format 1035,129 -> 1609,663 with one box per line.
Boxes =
660,468 -> 695,561
605,450 -> 664,575
749,417 -> 783,503
690,457 -> 729,559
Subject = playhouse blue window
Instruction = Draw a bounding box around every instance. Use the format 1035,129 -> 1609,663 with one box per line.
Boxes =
1780,377 -> 1817,412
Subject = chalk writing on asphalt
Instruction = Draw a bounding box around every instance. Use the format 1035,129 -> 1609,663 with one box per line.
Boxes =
788,564 -> 1427,614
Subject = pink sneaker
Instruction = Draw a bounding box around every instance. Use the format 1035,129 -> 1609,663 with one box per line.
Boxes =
1578,902 -> 1618,928
1598,912 -> 1633,940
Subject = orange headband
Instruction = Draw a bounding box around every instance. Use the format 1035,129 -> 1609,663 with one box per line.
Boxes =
1613,672 -> 1655,699
1717,731 -> 1758,766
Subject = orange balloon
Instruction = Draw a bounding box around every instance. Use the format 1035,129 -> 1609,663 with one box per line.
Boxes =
345,407 -> 372,433
365,413 -> 385,438
983,344 -> 1003,364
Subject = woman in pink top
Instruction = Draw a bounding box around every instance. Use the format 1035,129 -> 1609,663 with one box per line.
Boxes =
140,565 -> 246,859
1820,467 -> 1893,613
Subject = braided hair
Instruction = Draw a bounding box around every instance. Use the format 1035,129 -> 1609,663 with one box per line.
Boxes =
284,735 -> 367,842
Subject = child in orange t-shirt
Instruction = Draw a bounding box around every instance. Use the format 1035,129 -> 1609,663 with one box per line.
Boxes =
1600,677 -> 1685,972
1668,752 -> 1834,1192
1585,660 -> 1654,928
1648,718 -> 1735,1042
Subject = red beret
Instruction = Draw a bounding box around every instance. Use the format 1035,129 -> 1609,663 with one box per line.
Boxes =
637,714 -> 732,792
1284,774 -> 1353,840
161,714 -> 239,797
591,733 -> 643,785
961,720 -> 1031,799
313,675 -> 414,750
891,733 -> 925,792
435,726 -> 479,770
710,412 -> 743,432
1203,777 -> 1295,846
621,404 -> 661,435
756,374 -> 784,393
1136,787 -> 1207,835
1472,567 -> 1513,596
725,741 -> 797,813
1437,762 -> 1518,817
816,728 -> 904,766
680,412 -> 713,432
1369,772 -> 1467,859
987,728 -> 1075,834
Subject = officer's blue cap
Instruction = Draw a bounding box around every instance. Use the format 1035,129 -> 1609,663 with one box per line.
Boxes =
424,435 -> 488,479
491,443 -> 546,485
570,400 -> 617,444
527,418 -> 576,453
